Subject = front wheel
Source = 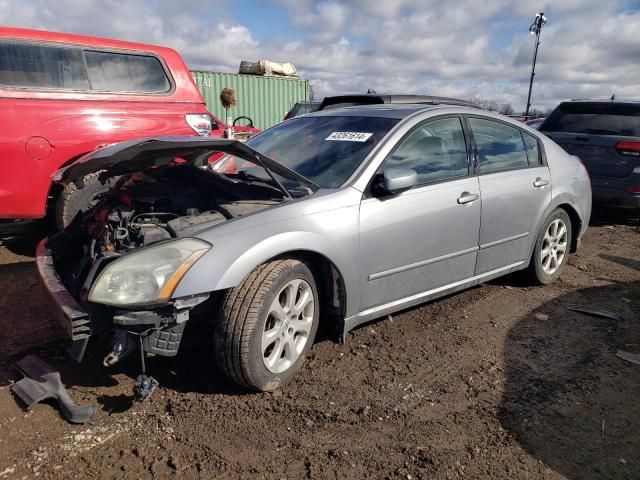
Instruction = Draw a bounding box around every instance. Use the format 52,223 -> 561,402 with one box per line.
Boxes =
55,171 -> 119,230
528,208 -> 572,284
214,259 -> 319,391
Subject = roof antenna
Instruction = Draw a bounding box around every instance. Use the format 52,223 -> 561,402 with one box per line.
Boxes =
611,93 -> 615,101
367,88 -> 377,94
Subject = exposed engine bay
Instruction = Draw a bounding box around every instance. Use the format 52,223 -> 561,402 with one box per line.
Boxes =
51,164 -> 283,299
41,137 -> 317,400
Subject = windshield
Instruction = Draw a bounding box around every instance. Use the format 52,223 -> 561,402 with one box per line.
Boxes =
542,103 -> 640,136
214,116 -> 399,189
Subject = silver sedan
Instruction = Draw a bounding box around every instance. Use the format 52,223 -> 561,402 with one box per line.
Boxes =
39,103 -> 592,392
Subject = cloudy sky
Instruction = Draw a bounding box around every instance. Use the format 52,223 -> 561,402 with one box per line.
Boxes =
2,0 -> 639,112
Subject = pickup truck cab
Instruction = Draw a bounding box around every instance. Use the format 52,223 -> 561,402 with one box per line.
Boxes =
0,27 -> 256,227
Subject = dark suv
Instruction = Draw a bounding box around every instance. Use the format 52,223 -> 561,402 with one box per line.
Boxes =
540,100 -> 640,209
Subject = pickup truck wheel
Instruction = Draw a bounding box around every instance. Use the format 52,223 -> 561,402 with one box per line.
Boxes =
214,259 -> 319,391
55,171 -> 118,230
528,208 -> 572,285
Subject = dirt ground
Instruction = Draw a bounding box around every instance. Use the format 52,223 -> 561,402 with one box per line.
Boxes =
0,209 -> 638,479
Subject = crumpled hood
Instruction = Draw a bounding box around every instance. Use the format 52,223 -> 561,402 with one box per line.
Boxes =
54,136 -> 313,187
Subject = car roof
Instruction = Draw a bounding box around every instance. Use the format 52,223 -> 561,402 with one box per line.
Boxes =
319,93 -> 479,110
0,27 -> 179,57
310,103 -> 485,119
564,98 -> 640,105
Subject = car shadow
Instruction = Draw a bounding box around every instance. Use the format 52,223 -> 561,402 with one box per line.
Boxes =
599,254 -> 640,273
589,205 -> 639,227
0,220 -> 48,258
498,280 -> 640,479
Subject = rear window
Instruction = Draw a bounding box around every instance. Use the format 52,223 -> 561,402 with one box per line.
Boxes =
542,103 -> 640,136
0,41 -> 88,89
84,50 -> 170,93
0,41 -> 170,94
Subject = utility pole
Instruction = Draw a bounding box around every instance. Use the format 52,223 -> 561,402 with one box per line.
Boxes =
525,12 -> 547,119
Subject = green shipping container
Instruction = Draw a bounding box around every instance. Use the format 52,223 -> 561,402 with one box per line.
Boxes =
191,71 -> 310,131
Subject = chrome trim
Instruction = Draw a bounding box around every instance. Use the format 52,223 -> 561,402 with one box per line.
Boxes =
368,246 -> 479,281
479,232 -> 529,250
358,261 -> 525,317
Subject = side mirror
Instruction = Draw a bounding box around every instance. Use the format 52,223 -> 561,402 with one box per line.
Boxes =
375,168 -> 417,195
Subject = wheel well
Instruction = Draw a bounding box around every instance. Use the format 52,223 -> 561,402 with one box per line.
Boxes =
557,203 -> 582,253
275,250 -> 347,341
43,151 -> 92,218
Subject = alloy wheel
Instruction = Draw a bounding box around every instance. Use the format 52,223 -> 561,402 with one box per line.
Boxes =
540,218 -> 568,275
261,279 -> 315,374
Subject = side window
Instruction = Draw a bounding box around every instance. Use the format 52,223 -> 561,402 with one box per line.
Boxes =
468,117 -> 529,173
0,41 -> 89,89
84,50 -> 170,93
386,117 -> 469,184
522,131 -> 542,166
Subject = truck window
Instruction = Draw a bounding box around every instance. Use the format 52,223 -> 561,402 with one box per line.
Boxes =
84,50 -> 170,93
0,41 -> 89,89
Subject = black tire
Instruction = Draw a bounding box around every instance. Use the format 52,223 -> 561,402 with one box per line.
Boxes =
214,259 -> 320,391
528,208 -> 572,285
55,171 -> 118,230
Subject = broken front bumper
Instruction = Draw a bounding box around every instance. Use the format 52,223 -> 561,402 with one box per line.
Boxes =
36,238 -> 92,343
36,238 -> 207,362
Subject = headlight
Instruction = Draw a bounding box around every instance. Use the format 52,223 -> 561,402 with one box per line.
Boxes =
88,238 -> 211,306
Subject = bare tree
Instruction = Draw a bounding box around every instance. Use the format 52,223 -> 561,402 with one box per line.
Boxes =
469,97 -> 499,111
499,103 -> 515,116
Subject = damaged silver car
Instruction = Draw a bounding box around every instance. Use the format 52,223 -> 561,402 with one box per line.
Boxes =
37,104 -> 592,393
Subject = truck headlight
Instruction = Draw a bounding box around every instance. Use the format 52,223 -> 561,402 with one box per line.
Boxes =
88,238 -> 211,306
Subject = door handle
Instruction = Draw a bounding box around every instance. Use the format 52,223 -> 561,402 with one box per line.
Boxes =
457,191 -> 479,205
533,178 -> 549,188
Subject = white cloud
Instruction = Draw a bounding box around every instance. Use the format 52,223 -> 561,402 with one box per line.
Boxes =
1,0 -> 639,112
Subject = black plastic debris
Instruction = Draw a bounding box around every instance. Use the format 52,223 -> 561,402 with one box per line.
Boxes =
11,354 -> 95,424
566,305 -> 622,321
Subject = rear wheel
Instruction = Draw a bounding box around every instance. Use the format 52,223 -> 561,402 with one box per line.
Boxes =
528,208 -> 572,284
55,171 -> 118,230
214,259 -> 319,391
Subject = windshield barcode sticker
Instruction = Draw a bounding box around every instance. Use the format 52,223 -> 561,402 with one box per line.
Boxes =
325,132 -> 373,142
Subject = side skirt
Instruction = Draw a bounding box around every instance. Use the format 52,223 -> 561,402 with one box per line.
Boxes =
343,261 -> 526,336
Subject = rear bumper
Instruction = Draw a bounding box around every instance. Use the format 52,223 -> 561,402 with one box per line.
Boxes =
592,185 -> 640,209
35,238 -> 92,341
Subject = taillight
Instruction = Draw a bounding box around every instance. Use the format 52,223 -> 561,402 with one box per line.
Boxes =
615,141 -> 640,156
628,185 -> 640,193
185,113 -> 212,136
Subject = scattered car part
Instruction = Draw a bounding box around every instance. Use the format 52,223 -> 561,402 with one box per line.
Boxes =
616,350 -> 640,366
566,305 -> 622,321
12,355 -> 95,424
133,336 -> 158,401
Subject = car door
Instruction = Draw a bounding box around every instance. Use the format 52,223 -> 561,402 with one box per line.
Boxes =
358,116 -> 482,311
466,116 -> 551,275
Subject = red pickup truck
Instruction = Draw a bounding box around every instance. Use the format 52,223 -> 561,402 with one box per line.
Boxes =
0,27 -> 258,228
